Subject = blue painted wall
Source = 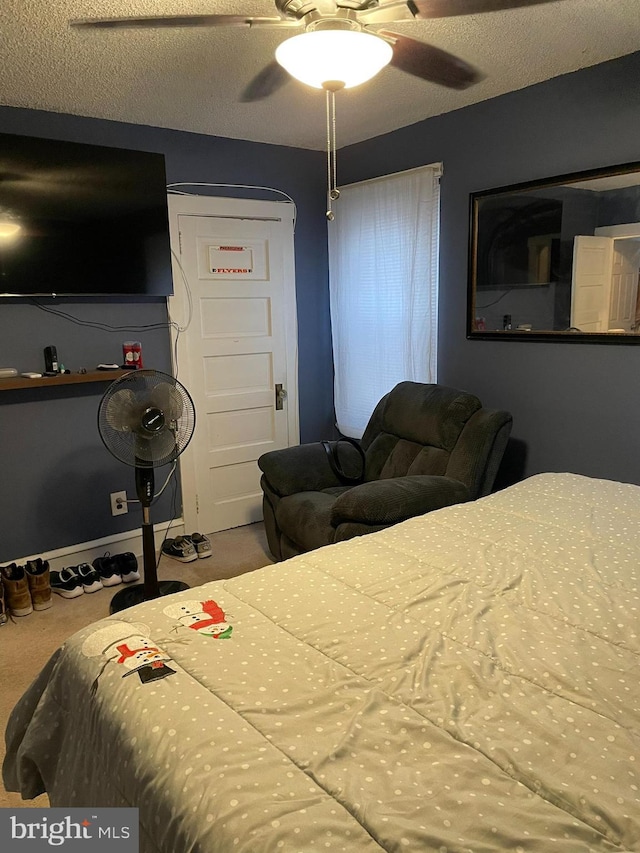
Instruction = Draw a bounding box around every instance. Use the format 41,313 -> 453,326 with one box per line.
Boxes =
0,110 -> 331,561
339,50 -> 640,488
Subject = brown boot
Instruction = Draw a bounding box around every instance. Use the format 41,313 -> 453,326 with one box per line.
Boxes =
0,563 -> 33,617
25,558 -> 52,611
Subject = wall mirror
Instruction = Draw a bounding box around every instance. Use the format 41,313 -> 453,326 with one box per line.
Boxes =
468,161 -> 640,343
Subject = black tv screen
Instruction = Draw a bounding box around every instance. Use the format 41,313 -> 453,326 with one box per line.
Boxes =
0,132 -> 173,297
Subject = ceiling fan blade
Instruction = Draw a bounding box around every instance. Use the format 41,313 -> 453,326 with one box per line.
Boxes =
70,14 -> 302,30
382,31 -> 482,89
240,61 -> 292,102
358,3 -> 418,24
409,0 -> 560,17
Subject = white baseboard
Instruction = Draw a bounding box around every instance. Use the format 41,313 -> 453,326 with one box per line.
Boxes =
18,519 -> 185,573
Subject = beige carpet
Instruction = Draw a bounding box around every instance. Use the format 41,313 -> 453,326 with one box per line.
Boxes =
0,522 -> 273,809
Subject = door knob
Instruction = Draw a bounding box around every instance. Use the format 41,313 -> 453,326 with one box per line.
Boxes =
275,383 -> 287,410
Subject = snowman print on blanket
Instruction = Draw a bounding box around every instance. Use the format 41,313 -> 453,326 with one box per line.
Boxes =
81,620 -> 177,690
163,599 -> 233,638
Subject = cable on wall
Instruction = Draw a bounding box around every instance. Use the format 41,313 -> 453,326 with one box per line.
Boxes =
475,287 -> 516,310
166,182 -> 298,232
26,298 -> 174,333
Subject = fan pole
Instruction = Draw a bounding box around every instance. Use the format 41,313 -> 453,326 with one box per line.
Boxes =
135,466 -> 160,600
109,464 -> 189,613
141,506 -> 160,600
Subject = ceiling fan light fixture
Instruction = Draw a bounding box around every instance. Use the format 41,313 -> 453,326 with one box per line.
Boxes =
0,208 -> 22,241
0,221 -> 21,239
275,30 -> 392,90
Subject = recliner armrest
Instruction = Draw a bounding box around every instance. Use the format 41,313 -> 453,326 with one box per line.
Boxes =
258,442 -> 350,496
330,475 -> 470,527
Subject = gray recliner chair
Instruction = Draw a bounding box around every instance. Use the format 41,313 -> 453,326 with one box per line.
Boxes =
258,382 -> 513,561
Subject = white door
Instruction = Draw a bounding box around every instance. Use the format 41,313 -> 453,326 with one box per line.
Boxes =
594,224 -> 640,333
570,235 -> 614,331
609,240 -> 640,331
168,195 -> 298,534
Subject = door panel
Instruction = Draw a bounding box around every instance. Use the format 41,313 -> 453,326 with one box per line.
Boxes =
570,235 -> 614,332
200,297 -> 272,338
204,352 -> 273,394
609,241 -> 640,331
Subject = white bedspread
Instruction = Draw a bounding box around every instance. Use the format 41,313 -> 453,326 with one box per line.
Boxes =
4,473 -> 640,851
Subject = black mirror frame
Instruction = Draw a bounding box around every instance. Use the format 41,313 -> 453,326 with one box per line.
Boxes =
467,161 -> 640,344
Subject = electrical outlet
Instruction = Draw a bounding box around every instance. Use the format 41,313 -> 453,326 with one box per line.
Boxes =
110,490 -> 128,516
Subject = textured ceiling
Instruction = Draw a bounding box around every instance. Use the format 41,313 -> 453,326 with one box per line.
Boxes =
2,0 -> 640,150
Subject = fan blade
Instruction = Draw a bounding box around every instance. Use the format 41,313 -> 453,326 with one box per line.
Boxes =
70,14 -> 302,30
240,61 -> 292,102
133,429 -> 178,465
409,0 -> 561,17
359,0 -> 559,23
358,4 -> 418,24
105,389 -> 140,432
147,382 -> 184,422
382,31 -> 482,89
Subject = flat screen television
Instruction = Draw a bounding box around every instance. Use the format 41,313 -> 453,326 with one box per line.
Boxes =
0,132 -> 173,297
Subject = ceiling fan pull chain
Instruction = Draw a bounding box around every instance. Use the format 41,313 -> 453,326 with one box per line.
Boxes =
331,90 -> 339,203
326,88 -> 340,221
326,88 -> 334,220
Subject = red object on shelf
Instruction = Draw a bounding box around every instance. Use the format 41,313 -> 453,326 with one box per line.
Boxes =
123,341 -> 143,369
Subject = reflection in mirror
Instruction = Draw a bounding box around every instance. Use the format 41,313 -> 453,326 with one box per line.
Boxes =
468,162 -> 640,341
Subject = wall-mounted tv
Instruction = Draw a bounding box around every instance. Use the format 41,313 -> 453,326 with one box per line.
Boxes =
0,132 -> 173,297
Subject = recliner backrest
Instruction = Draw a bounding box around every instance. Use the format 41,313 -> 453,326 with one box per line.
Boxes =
361,382 -> 484,481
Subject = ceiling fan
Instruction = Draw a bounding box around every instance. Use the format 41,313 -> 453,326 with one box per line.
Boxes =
71,0 -> 561,101
71,0 -> 561,217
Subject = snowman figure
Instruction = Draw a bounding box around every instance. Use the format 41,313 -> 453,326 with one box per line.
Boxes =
82,621 -> 176,687
163,599 -> 233,638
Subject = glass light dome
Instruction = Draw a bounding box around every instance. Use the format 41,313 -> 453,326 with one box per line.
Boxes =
0,222 -> 21,239
275,30 -> 392,90
0,209 -> 22,240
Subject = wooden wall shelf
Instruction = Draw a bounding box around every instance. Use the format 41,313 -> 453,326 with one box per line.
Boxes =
0,369 -> 130,392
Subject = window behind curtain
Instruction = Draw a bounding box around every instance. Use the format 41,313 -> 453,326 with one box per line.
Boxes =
328,163 -> 441,437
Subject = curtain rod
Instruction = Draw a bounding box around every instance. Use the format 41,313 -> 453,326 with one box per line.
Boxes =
341,162 -> 443,190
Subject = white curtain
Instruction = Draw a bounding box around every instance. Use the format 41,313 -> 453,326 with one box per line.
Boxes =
328,163 -> 441,437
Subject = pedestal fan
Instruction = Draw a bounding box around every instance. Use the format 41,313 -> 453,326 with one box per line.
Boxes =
97,369 -> 196,613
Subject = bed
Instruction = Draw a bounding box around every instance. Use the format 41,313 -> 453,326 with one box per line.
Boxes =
4,473 -> 640,852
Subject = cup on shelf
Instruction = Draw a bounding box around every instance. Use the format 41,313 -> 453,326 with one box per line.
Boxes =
122,341 -> 143,369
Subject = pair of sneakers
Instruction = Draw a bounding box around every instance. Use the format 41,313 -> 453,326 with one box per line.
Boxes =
92,552 -> 141,588
51,553 -> 140,599
161,533 -> 211,563
51,564 -> 99,599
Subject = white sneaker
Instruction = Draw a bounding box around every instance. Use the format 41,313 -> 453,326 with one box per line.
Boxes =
190,533 -> 212,559
114,552 -> 140,584
50,567 -> 84,599
92,553 -> 122,587
161,536 -> 197,563
76,563 -> 104,594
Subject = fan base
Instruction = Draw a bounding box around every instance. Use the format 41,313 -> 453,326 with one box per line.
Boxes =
109,580 -> 190,614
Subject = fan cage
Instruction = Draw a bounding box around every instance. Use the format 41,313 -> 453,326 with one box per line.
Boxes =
98,369 -> 196,469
